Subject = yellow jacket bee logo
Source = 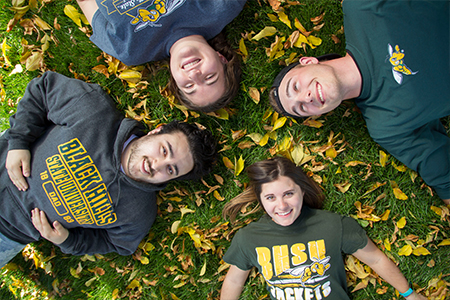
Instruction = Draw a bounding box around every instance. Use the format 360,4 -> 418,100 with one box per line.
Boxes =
388,44 -> 418,84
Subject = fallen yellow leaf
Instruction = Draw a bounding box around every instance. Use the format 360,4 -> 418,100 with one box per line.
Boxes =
398,244 -> 412,256
248,87 -> 260,104
412,247 -> 431,256
438,239 -> 450,246
397,217 -> 406,229
393,187 -> 408,200
223,157 -> 234,170
277,11 -> 291,28
252,26 -> 277,41
379,150 -> 388,167
235,155 -> 245,176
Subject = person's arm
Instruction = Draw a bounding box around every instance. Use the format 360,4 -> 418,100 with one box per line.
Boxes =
220,265 -> 250,300
76,0 -> 98,24
443,199 -> 450,205
352,239 -> 427,299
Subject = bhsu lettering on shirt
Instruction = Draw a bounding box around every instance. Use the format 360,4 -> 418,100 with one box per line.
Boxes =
255,239 -> 332,300
40,138 -> 117,226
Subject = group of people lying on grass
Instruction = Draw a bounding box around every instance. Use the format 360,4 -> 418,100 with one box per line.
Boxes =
1,0 -> 448,299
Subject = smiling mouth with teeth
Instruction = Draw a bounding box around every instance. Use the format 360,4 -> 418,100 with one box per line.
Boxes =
317,83 -> 325,105
277,210 -> 292,216
143,159 -> 152,176
183,59 -> 200,69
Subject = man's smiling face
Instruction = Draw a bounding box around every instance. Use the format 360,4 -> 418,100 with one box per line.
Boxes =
278,58 -> 345,117
122,130 -> 194,185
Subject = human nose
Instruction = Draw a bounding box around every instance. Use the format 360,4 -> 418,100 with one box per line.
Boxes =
300,90 -> 313,103
188,69 -> 202,81
277,198 -> 289,209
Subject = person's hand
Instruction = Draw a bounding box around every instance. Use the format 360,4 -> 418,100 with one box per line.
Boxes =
6,149 -> 31,191
31,208 -> 69,245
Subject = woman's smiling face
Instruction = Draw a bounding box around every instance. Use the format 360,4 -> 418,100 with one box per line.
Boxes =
260,175 -> 305,226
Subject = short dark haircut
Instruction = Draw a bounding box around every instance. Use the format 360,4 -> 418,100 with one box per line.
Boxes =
158,121 -> 217,181
167,32 -> 241,113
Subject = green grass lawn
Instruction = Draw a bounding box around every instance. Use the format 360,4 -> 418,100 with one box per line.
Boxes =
1,1 -> 449,299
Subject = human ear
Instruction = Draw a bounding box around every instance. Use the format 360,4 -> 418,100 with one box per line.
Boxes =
217,52 -> 228,64
147,126 -> 163,135
299,57 -> 319,65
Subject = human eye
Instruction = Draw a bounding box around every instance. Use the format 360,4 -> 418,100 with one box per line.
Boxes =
185,83 -> 193,89
162,146 -> 167,156
299,103 -> 306,112
284,191 -> 294,197
167,165 -> 174,175
265,195 -> 275,201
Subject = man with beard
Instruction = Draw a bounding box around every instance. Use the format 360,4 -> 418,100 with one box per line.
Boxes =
0,71 -> 217,267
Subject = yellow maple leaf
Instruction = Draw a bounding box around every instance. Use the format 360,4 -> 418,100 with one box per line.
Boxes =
213,190 -> 225,201
392,162 -> 408,172
267,13 -> 278,22
118,69 -> 142,84
259,133 -> 270,146
291,144 -> 304,165
239,37 -> 248,57
223,157 -> 234,170
302,118 -> 323,128
393,187 -> 408,200
206,108 -> 229,120
126,279 -> 141,290
235,155 -> 245,176
334,181 -> 352,193
1,38 -> 12,67
307,35 -> 322,48
438,239 -> 450,246
199,259 -> 207,276
33,15 -> 52,30
380,209 -> 390,221
384,238 -> 391,251
379,150 -> 388,167
64,5 -> 83,27
412,247 -> 431,256
430,205 -> 442,217
247,133 -> 263,144
398,244 -> 412,256
248,87 -> 260,104
326,146 -> 337,159
397,217 -> 406,229
139,256 -> 149,264
277,11 -> 291,28
272,116 -> 287,131
252,26 -> 277,41
25,51 -> 43,71
171,220 -> 181,234
180,207 -> 195,218
294,18 -> 308,34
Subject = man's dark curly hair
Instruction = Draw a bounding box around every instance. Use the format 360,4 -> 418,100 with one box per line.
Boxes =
157,120 -> 217,181
167,32 -> 241,113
